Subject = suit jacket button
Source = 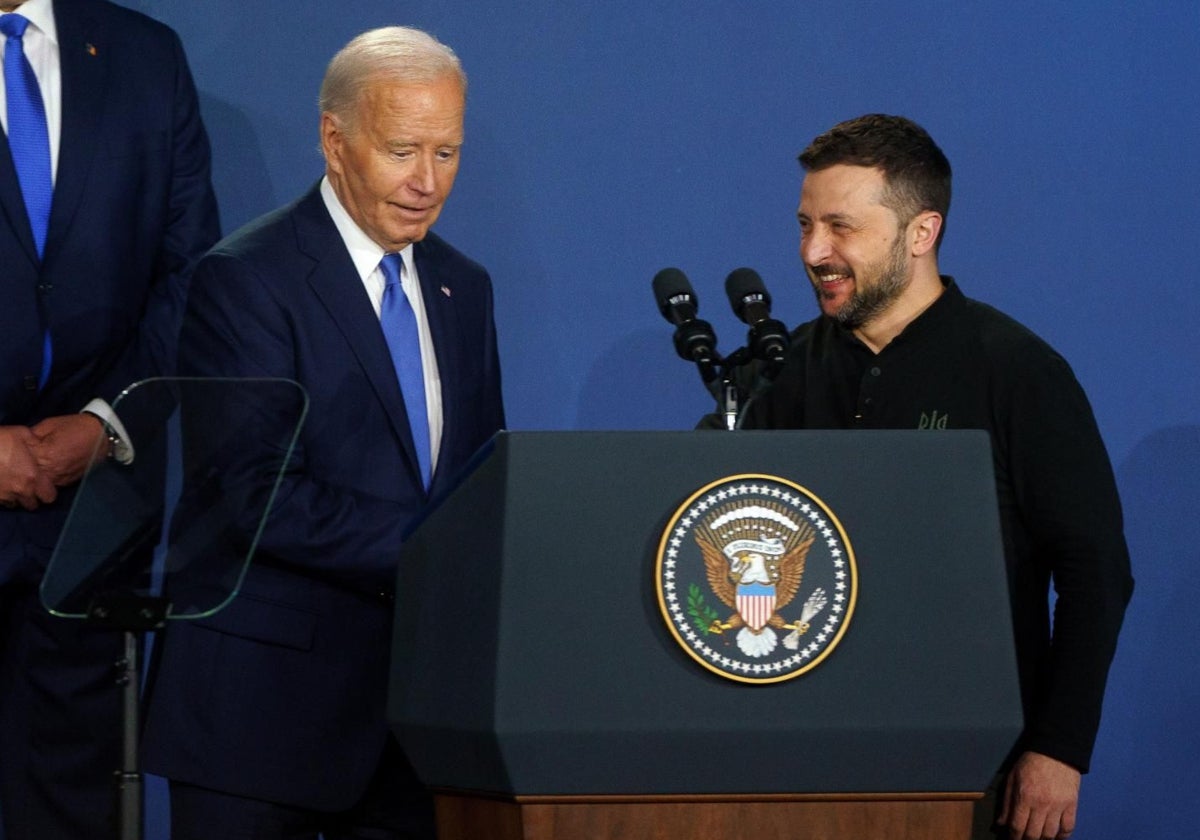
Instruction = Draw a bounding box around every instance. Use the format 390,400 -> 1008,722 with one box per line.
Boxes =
24,376 -> 38,390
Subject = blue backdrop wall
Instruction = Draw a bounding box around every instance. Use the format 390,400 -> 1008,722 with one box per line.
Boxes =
130,1 -> 1198,836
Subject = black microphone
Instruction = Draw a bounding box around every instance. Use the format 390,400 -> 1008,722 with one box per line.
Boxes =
652,268 -> 719,371
725,267 -> 789,365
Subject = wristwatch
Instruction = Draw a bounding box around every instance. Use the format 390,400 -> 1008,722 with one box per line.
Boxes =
82,410 -> 133,464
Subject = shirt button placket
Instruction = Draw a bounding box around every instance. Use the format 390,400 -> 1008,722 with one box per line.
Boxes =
855,365 -> 883,424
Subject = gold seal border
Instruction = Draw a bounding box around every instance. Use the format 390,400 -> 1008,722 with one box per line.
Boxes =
655,472 -> 858,685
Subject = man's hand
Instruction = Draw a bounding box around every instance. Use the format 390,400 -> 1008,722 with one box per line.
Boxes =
30,414 -> 109,488
0,426 -> 57,509
998,750 -> 1081,840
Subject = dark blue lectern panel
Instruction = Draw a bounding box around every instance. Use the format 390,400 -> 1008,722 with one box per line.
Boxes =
390,431 -> 1021,796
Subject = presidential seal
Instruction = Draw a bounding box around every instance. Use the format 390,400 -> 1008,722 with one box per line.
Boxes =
655,474 -> 856,684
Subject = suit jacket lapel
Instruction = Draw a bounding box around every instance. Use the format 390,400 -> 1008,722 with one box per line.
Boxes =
44,0 -> 107,261
293,187 -> 427,490
0,133 -> 37,264
414,238 -> 462,489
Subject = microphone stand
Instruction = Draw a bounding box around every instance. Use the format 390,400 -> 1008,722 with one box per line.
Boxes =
708,345 -> 784,431
712,347 -> 750,431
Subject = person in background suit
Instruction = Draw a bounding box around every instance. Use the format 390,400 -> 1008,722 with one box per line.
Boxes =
0,0 -> 218,835
141,26 -> 505,840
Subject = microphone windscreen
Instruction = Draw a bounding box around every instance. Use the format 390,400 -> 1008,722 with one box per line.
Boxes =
653,267 -> 695,305
724,267 -> 770,311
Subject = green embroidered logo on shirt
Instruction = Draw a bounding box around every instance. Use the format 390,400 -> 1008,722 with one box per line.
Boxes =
918,411 -> 949,430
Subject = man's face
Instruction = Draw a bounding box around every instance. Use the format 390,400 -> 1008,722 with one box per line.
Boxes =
322,74 -> 464,252
797,164 -> 911,328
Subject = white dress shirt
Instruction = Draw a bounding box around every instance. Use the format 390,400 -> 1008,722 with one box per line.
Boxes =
319,176 -> 444,473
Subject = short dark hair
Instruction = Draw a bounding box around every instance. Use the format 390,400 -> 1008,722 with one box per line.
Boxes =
799,114 -> 952,249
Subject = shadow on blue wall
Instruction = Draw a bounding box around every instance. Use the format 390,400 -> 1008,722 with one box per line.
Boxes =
198,94 -> 275,236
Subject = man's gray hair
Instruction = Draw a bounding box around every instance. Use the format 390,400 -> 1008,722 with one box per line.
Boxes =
319,26 -> 466,129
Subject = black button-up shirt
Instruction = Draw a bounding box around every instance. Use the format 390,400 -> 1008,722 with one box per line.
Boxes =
733,277 -> 1133,772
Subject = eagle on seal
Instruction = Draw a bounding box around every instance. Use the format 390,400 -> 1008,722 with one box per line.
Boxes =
695,503 -> 823,657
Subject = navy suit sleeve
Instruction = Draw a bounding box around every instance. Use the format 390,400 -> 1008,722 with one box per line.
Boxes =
180,253 -> 417,592
96,30 -> 219,401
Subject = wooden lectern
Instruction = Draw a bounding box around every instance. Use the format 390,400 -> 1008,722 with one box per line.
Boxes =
389,431 -> 1022,840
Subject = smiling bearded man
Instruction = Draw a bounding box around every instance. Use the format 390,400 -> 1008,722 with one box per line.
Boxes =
720,114 -> 1133,840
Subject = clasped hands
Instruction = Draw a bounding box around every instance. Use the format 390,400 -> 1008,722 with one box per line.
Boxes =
0,414 -> 108,510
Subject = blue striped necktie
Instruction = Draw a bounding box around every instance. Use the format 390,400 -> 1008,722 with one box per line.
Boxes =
2,13 -> 54,386
379,253 -> 431,490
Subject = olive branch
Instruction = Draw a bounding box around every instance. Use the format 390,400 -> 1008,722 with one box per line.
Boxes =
687,583 -> 720,635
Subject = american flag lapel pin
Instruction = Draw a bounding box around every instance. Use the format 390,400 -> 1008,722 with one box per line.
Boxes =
440,285 -> 452,298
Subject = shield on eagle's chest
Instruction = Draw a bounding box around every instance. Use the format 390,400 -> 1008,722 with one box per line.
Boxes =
736,582 -> 776,632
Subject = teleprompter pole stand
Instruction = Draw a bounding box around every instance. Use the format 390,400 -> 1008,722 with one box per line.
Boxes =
87,592 -> 170,840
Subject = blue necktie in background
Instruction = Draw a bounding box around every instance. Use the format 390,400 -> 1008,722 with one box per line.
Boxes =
2,13 -> 54,387
379,253 -> 431,490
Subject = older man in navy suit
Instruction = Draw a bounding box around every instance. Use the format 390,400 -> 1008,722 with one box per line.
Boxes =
0,0 -> 218,836
142,26 -> 505,840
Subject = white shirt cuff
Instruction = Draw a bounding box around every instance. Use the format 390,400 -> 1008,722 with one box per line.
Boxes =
81,398 -> 135,465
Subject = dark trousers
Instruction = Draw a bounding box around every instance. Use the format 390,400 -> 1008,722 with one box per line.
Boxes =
168,736 -> 435,840
0,583 -> 124,840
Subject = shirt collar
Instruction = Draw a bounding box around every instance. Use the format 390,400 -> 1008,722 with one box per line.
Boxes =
319,175 -> 414,280
881,275 -> 962,349
6,0 -> 58,46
